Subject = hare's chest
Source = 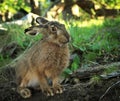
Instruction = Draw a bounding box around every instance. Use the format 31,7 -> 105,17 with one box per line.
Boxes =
56,48 -> 70,68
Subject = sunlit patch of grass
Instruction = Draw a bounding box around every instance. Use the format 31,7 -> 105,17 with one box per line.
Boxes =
65,19 -> 104,52
90,75 -> 101,85
64,18 -> 104,28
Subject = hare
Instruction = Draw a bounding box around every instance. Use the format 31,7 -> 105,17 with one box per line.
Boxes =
15,17 -> 70,98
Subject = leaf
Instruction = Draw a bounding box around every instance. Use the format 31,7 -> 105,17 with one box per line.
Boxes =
64,68 -> 73,75
71,54 -> 80,71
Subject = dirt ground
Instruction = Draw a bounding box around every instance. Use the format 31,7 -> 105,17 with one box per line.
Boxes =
0,67 -> 119,101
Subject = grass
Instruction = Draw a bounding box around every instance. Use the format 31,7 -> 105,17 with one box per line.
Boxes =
103,66 -> 119,75
90,75 -> 101,85
0,17 -> 120,75
64,17 -> 120,74
0,55 -> 12,67
0,23 -> 42,67
2,23 -> 42,49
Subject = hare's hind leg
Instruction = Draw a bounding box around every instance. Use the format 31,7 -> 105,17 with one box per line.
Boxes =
17,74 -> 31,98
17,87 -> 31,98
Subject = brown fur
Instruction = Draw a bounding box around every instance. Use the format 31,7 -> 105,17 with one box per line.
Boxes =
15,17 -> 70,98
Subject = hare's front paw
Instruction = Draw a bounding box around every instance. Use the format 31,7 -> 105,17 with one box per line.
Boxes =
42,87 -> 54,96
17,87 -> 31,98
53,84 -> 63,94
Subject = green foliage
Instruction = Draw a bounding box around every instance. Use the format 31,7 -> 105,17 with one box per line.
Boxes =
0,23 -> 42,67
90,75 -> 101,84
63,68 -> 73,76
0,54 -> 12,67
68,17 -> 119,64
39,0 -> 52,15
62,17 -> 120,75
64,54 -> 80,76
84,52 -> 98,62
3,23 -> 42,49
94,0 -> 120,9
67,19 -> 103,52
71,54 -> 80,71
104,66 -> 119,75
0,0 -> 30,16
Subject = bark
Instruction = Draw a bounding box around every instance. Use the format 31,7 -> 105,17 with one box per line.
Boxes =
76,0 -> 120,17
30,0 -> 41,15
70,62 -> 120,80
46,0 -> 119,19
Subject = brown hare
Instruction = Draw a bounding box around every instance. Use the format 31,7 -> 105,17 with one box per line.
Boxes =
15,17 -> 70,98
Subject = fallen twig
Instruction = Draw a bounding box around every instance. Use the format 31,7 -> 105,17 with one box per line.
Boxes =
70,62 -> 120,80
99,80 -> 120,101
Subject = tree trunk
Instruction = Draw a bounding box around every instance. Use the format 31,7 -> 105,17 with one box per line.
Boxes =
30,0 -> 41,15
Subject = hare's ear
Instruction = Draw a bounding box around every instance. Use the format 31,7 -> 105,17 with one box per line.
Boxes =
36,17 -> 48,24
24,25 -> 44,36
50,25 -> 57,34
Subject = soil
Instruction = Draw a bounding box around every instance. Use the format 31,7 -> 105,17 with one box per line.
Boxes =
0,66 -> 119,101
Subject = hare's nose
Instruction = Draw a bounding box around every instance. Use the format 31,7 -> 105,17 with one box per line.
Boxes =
24,28 -> 30,33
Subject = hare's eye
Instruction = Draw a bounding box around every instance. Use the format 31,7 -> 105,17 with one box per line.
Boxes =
51,25 -> 57,32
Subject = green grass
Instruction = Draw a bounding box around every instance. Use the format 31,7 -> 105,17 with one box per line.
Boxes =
2,23 -> 42,49
103,66 -> 119,75
90,75 -> 101,85
0,55 -> 12,67
64,17 -> 120,74
0,23 -> 42,67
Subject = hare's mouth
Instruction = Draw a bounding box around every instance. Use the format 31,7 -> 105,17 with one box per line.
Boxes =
60,39 -> 70,45
64,36 -> 70,44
